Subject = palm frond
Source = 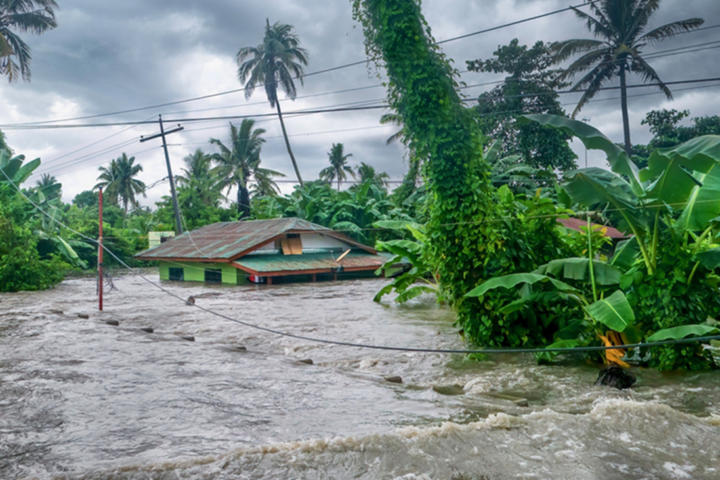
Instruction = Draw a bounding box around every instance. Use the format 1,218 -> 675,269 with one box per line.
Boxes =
639,18 -> 705,44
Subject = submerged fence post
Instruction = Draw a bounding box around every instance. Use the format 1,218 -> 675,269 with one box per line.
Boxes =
98,187 -> 103,312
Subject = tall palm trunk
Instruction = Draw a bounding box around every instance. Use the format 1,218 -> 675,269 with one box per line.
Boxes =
275,101 -> 304,187
237,181 -> 251,219
337,175 -> 341,192
619,65 -> 632,156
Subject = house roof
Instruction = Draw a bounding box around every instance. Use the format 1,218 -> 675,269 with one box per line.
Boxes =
556,217 -> 628,239
233,251 -> 393,277
134,218 -> 377,262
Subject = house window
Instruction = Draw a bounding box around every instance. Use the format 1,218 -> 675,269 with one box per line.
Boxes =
169,267 -> 184,281
205,268 -> 222,283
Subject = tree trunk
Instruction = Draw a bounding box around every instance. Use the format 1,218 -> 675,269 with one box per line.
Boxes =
237,182 -> 251,219
619,66 -> 632,156
275,101 -> 304,187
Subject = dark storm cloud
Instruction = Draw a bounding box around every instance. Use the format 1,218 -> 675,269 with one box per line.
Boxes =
1,0 -> 718,203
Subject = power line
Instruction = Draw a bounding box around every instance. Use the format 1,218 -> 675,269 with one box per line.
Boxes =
41,80 -> 720,178
2,2 -> 600,128
4,166 -> 720,355
436,0 -> 598,44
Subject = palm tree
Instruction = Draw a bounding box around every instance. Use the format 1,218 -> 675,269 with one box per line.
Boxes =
319,143 -> 355,191
0,0 -> 58,82
94,153 -> 146,218
357,162 -> 390,187
177,149 -> 224,207
237,19 -> 308,186
210,120 -> 284,219
552,0 -> 703,154
35,172 -> 60,200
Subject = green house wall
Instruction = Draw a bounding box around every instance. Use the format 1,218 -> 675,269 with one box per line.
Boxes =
159,261 -> 247,285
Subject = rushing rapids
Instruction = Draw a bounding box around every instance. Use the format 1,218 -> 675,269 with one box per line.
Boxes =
1,273 -> 719,479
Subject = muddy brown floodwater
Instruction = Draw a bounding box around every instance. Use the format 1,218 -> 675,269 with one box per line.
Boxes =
1,272 -> 719,479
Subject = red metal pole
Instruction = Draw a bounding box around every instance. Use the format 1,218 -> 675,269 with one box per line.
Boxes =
98,187 -> 103,311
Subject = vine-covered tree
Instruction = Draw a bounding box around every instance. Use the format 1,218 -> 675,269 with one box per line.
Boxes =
0,0 -> 58,82
467,39 -> 577,172
553,0 -> 704,154
237,20 -> 308,186
211,120 -> 284,219
319,143 -> 355,191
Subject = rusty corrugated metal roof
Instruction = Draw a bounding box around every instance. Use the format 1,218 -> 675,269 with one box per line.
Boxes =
233,252 -> 393,275
135,218 -> 376,261
556,218 -> 628,239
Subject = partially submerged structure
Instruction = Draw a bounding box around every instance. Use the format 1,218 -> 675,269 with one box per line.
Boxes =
135,218 -> 391,285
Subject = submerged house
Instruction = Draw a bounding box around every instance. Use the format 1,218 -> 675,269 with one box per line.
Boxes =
135,218 -> 391,285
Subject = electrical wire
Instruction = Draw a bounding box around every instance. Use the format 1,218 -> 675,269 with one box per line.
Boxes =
0,1 -> 603,129
4,164 -> 720,354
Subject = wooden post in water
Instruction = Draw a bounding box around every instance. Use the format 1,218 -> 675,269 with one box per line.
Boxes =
98,187 -> 103,311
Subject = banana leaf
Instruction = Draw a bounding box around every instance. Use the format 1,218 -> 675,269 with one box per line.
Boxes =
653,135 -> 720,174
562,170 -> 646,241
675,165 -> 720,233
519,114 -> 642,194
376,239 -> 422,264
583,290 -> 634,333
395,285 -> 437,303
695,248 -> 720,270
533,257 -> 622,285
466,273 -> 578,298
610,237 -> 640,271
640,152 -> 702,206
647,324 -> 720,342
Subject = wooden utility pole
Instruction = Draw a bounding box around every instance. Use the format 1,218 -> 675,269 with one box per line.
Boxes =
98,187 -> 104,311
140,115 -> 184,234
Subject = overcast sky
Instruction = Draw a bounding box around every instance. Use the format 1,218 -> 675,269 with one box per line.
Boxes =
1,0 -> 719,206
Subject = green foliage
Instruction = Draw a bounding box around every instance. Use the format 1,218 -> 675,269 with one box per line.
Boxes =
237,19 -> 308,184
498,114 -> 720,370
0,185 -> 67,292
551,0 -> 704,152
0,0 -> 58,82
633,109 -> 720,167
94,153 -> 146,216
319,143 -> 355,191
373,220 -> 441,304
467,39 -> 577,171
211,120 -> 283,218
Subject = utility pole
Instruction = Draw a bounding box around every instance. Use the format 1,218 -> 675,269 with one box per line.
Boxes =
98,187 -> 103,312
140,115 -> 184,234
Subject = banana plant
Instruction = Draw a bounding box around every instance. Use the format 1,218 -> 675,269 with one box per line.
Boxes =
520,114 -> 720,278
372,220 -> 442,304
466,214 -> 635,354
514,114 -> 720,346
0,150 -> 40,186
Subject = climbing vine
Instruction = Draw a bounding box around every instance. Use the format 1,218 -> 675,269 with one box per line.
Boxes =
352,0 -> 576,347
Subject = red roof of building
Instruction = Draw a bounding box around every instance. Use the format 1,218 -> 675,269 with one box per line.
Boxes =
556,218 -> 628,239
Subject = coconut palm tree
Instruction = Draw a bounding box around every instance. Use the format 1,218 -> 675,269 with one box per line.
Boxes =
319,143 -> 355,191
94,153 -> 146,218
0,0 -> 58,82
210,120 -> 284,219
35,172 -> 60,200
552,0 -> 703,154
357,162 -> 390,187
177,149 -> 224,207
237,19 -> 308,186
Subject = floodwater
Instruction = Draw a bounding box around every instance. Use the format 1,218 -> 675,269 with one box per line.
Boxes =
1,272 -> 719,480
